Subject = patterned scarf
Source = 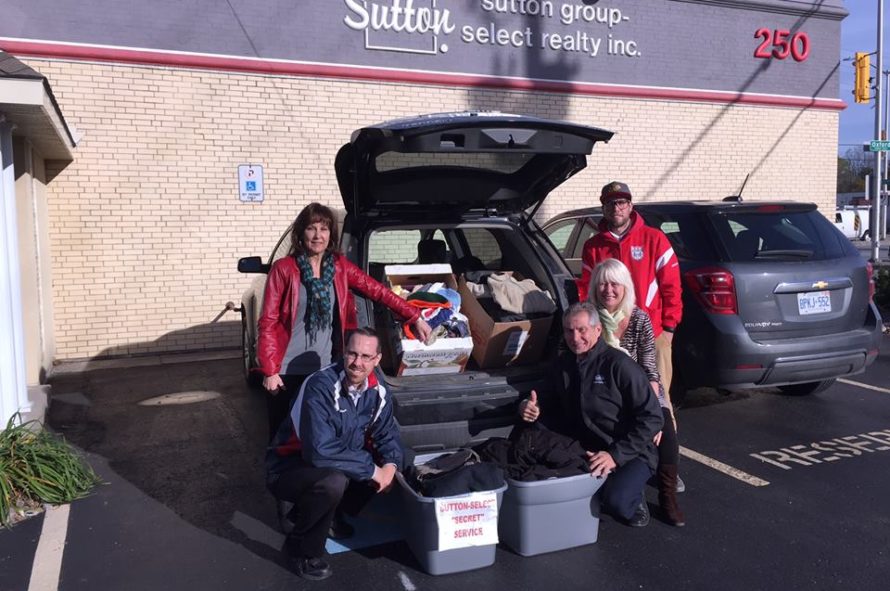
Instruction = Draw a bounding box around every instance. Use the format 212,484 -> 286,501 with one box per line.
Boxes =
596,307 -> 630,357
295,252 -> 335,342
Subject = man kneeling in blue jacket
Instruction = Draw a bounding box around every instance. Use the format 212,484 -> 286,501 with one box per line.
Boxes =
266,327 -> 403,581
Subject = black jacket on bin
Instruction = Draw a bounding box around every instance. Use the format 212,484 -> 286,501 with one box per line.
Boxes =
540,338 -> 663,471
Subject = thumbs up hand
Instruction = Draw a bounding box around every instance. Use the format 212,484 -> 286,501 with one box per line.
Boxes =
520,390 -> 541,423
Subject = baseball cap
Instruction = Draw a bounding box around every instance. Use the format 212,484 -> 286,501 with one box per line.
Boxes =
600,181 -> 632,203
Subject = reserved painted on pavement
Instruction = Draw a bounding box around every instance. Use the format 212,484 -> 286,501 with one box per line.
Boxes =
750,429 -> 890,470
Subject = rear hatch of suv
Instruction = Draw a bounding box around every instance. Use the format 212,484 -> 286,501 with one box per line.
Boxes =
334,112 -> 612,449
704,203 -> 870,340
335,112 -> 613,217
674,201 -> 881,388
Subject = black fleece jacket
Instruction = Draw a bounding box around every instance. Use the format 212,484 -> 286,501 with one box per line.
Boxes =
540,338 -> 663,471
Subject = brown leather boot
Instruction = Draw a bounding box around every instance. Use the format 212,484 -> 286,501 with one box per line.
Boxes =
657,464 -> 686,527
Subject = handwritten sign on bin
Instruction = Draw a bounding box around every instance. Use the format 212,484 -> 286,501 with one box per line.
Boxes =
434,492 -> 499,551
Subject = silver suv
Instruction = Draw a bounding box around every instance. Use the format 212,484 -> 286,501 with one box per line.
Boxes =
543,201 -> 883,401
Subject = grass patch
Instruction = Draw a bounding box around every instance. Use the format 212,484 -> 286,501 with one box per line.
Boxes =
0,414 -> 102,527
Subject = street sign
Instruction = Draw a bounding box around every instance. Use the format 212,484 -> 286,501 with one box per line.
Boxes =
869,140 -> 890,151
238,165 -> 264,202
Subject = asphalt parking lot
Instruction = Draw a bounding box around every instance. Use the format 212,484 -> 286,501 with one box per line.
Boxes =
2,335 -> 889,591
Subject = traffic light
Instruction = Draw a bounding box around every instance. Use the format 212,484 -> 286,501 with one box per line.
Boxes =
854,52 -> 871,104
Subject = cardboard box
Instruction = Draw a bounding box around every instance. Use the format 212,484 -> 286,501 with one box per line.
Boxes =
458,275 -> 553,369
384,264 -> 474,376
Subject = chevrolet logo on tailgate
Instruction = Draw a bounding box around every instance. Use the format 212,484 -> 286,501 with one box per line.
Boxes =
812,281 -> 829,290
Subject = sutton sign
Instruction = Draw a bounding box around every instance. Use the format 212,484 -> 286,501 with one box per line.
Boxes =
0,0 -> 846,100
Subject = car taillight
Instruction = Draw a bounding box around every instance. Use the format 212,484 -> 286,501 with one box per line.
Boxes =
684,267 -> 738,314
866,262 -> 875,301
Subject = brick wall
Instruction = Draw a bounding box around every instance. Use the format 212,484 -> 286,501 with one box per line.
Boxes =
28,59 -> 839,360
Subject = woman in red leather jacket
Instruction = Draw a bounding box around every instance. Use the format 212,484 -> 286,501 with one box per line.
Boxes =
257,202 -> 431,437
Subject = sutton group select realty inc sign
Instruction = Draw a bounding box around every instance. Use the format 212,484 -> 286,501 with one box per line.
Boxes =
0,0 -> 846,99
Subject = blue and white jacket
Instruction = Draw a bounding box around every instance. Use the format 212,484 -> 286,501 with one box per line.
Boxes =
266,363 -> 404,481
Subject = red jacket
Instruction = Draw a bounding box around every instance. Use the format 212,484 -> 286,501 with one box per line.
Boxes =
256,253 -> 420,377
579,212 -> 682,337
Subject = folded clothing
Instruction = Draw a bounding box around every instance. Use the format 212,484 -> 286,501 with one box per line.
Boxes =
423,307 -> 453,330
473,424 -> 589,481
402,289 -> 470,340
433,287 -> 462,313
406,291 -> 451,307
477,297 -> 551,323
404,449 -> 505,497
487,273 -> 556,315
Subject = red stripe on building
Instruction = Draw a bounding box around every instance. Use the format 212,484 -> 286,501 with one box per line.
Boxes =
1,38 -> 847,111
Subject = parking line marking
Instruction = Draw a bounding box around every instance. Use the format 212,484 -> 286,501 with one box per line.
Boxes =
398,571 -> 417,591
679,446 -> 770,487
28,504 -> 70,591
838,379 -> 890,395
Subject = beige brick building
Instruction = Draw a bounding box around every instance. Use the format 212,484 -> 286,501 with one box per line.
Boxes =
0,0 -> 847,371
26,57 -> 838,361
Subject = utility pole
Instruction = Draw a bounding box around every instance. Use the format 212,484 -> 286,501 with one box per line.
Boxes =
885,68 -> 890,240
872,0 -> 884,262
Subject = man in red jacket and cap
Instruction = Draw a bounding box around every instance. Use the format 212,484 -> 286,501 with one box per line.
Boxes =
578,181 -> 682,398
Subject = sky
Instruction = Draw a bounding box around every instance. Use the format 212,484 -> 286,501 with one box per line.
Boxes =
839,2 -> 885,154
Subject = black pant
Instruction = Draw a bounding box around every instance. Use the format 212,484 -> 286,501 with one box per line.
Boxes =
265,374 -> 309,441
268,464 -> 375,559
599,457 -> 654,520
658,406 -> 679,466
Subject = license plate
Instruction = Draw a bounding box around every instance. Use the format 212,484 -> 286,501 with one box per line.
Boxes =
797,290 -> 831,315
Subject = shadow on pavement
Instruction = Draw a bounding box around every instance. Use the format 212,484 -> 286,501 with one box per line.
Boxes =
47,356 -> 286,567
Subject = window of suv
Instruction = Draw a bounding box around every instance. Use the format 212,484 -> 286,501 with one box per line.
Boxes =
544,219 -> 576,256
271,230 -> 293,263
369,229 -> 423,264
376,151 -> 531,173
570,218 -> 599,259
636,210 -> 713,261
710,210 -> 849,261
367,229 -> 452,265
462,227 -> 503,267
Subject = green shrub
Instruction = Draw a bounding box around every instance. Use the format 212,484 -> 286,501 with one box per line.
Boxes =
0,414 -> 102,527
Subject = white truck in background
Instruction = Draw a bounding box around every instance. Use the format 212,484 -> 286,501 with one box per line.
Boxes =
834,207 -> 871,240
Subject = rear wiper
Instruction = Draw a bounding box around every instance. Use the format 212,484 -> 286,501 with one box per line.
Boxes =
753,249 -> 813,259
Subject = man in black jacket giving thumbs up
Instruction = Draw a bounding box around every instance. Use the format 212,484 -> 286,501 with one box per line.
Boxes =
519,302 -> 663,527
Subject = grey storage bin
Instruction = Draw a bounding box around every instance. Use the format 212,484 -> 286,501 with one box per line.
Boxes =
498,473 -> 605,556
396,453 -> 507,575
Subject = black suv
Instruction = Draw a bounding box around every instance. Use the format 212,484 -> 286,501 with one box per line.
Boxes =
543,201 -> 883,400
238,112 -> 613,450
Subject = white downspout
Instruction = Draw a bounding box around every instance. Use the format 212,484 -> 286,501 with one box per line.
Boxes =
0,114 -> 30,426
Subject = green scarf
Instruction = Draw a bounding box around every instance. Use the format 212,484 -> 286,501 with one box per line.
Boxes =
295,252 -> 335,342
597,307 -> 630,357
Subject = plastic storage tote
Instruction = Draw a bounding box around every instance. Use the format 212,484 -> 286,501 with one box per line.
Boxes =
396,453 -> 507,575
498,473 -> 605,556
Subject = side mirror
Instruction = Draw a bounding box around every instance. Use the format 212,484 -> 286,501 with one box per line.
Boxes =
238,256 -> 269,274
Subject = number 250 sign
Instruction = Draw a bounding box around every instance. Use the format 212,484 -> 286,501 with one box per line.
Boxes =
754,28 -> 810,62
